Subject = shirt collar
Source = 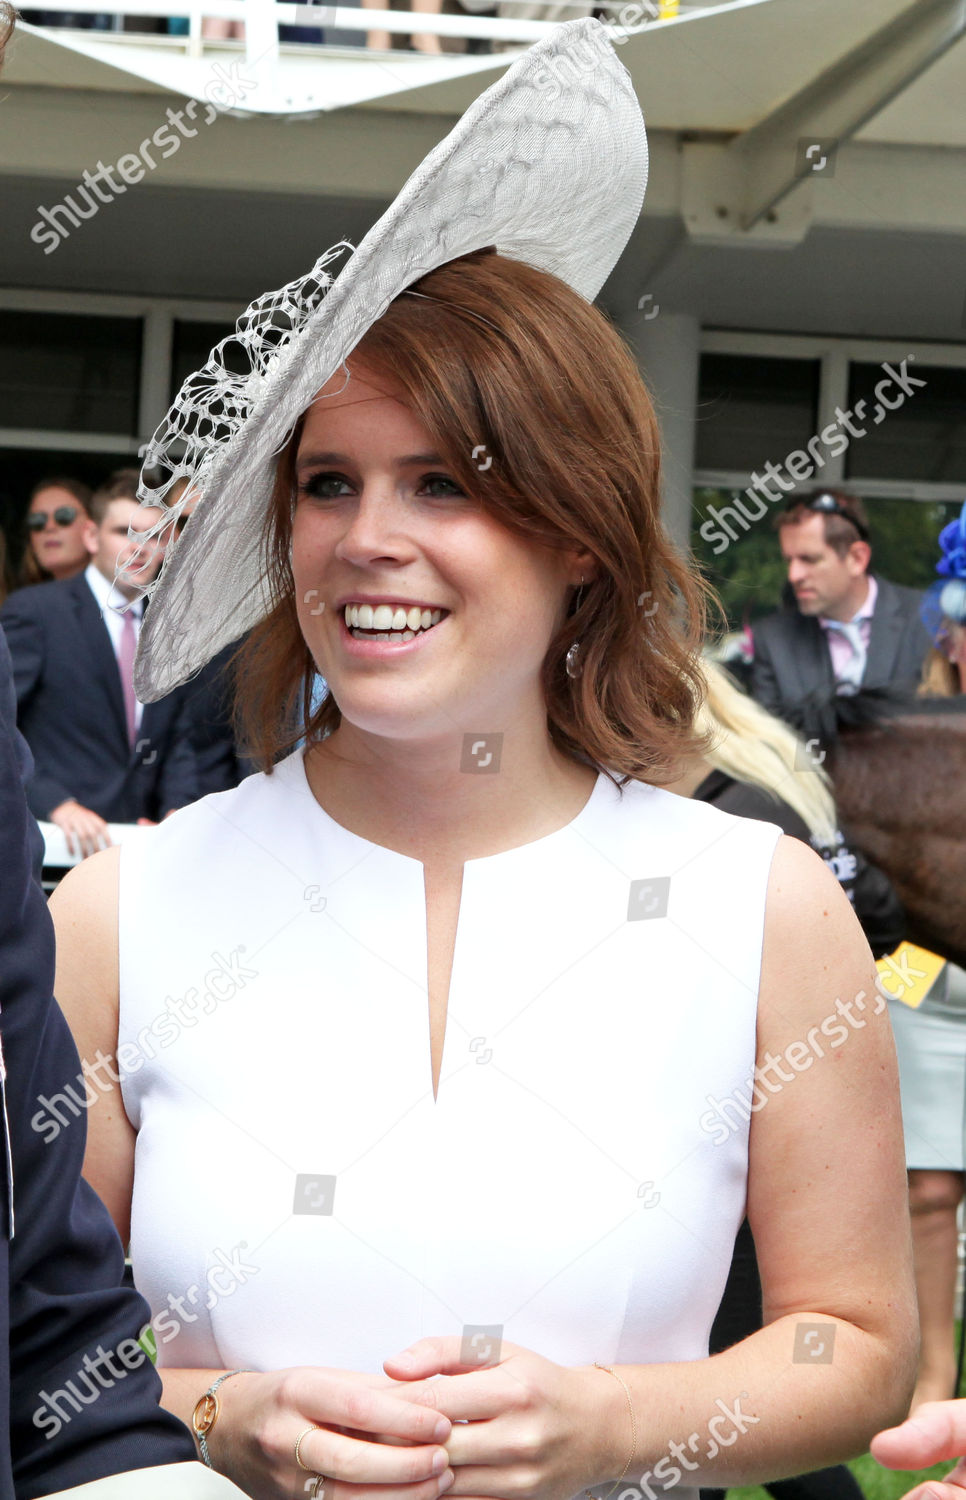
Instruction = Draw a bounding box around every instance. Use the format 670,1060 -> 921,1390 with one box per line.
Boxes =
84,562 -> 139,619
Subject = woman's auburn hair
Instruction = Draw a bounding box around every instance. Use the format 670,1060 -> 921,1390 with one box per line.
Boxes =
234,250 -> 715,784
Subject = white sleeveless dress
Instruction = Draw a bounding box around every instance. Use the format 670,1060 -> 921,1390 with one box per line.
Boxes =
118,751 -> 781,1500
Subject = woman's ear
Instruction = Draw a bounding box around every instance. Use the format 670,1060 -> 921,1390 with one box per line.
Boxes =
567,549 -> 601,588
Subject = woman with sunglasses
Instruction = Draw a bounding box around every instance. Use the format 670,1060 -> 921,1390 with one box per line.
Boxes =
50,28 -> 916,1500
20,475 -> 97,586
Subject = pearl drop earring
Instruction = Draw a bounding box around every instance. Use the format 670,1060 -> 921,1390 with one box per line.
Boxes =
565,577 -> 586,680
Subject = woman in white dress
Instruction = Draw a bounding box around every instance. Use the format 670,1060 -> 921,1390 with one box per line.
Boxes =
50,24 -> 915,1500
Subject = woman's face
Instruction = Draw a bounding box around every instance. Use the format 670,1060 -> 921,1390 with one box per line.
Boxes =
28,486 -> 96,579
291,362 -> 590,748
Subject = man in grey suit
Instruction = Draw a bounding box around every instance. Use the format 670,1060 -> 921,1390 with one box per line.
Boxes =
751,490 -> 932,719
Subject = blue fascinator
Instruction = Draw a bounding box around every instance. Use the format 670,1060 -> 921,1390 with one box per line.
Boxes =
922,499 -> 966,640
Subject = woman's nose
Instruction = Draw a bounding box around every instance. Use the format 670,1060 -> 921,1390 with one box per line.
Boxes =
335,488 -> 412,564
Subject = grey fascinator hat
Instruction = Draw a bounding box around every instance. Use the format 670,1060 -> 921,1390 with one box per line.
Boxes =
132,17 -> 649,701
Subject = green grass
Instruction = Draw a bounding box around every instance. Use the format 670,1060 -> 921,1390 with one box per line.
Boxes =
728,1345 -> 966,1499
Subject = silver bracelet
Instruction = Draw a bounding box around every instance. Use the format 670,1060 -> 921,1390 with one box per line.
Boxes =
191,1369 -> 255,1467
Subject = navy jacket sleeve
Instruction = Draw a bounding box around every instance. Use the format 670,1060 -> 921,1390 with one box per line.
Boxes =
155,688 -> 201,819
0,648 -> 197,1499
0,593 -> 75,821
0,629 -> 45,896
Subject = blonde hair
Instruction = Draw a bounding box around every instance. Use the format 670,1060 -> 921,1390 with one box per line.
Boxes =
919,638 -> 962,698
697,657 -> 838,846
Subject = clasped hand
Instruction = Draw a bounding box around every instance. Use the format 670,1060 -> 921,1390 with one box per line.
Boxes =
225,1337 -> 612,1500
383,1336 -> 611,1500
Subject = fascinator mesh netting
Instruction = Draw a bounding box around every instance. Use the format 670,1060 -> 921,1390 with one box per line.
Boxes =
922,499 -> 966,641
128,16 -> 648,702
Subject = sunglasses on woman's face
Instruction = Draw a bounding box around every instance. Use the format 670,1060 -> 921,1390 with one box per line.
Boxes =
27,505 -> 81,531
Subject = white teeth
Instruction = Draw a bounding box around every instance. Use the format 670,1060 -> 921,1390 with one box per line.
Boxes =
344,603 -> 447,638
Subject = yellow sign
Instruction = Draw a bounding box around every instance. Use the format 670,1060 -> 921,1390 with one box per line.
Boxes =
876,941 -> 946,1009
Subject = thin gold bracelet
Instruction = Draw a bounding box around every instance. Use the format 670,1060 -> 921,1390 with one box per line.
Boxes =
587,1363 -> 637,1500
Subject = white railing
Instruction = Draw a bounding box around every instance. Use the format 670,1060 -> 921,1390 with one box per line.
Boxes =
39,819 -> 150,872
19,0 -> 701,57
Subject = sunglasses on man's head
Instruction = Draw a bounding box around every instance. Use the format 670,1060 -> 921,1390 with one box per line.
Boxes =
26,505 -> 81,531
791,492 -> 870,543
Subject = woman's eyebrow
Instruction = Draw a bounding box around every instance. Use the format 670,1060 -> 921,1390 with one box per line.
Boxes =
296,450 -> 445,469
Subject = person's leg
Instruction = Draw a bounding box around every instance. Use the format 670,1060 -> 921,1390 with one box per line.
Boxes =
360,0 -> 391,51
201,17 -> 244,37
409,0 -> 443,55
908,1168 -> 966,1411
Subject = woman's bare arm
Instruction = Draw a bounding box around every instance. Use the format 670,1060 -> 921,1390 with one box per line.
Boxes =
636,831 -> 918,1481
49,845 -> 135,1243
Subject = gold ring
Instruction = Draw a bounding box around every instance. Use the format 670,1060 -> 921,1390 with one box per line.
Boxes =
295,1425 -> 321,1472
311,1478 -> 327,1500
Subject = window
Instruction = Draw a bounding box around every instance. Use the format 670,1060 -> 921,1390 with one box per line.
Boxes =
695,354 -> 820,474
0,311 -> 142,434
846,362 -> 966,483
170,319 -> 234,400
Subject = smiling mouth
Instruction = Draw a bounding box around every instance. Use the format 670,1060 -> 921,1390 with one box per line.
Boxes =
343,603 -> 446,643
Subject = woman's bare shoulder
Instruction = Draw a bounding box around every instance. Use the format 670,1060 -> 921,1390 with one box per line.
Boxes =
758,830 -> 884,1056
49,845 -> 122,1018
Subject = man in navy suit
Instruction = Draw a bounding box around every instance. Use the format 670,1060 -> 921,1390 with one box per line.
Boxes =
751,490 -> 932,719
0,623 -> 245,1498
1,473 -> 198,855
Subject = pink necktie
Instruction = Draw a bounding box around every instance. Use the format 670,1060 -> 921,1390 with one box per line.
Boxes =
119,608 -> 138,748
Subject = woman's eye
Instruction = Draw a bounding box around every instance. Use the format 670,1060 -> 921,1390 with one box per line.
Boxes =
299,472 -> 353,500
420,474 -> 466,498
